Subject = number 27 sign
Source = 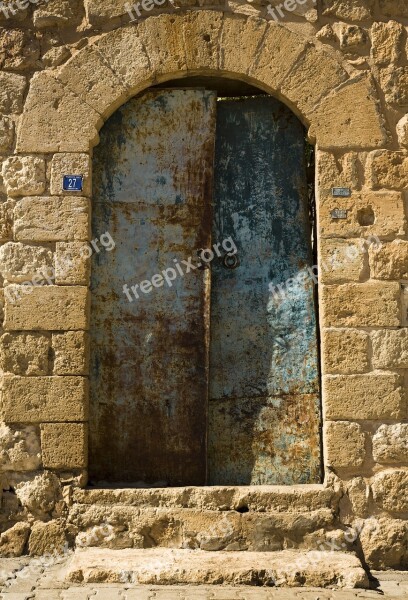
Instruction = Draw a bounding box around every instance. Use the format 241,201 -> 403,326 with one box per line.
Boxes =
63,175 -> 83,192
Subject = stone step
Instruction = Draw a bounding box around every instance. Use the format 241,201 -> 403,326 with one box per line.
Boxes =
64,548 -> 369,589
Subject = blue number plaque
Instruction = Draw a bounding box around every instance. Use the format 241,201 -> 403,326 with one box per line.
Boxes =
63,175 -> 83,192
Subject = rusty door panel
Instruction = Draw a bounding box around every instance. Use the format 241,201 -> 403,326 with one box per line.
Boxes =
209,97 -> 321,485
90,90 -> 217,485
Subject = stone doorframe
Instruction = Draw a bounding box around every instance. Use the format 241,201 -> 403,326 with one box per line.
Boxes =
3,10 -> 405,491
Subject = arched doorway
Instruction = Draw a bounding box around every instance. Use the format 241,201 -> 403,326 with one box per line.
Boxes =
89,79 -> 321,486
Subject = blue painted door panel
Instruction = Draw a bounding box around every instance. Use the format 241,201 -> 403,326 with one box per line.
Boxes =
208,97 -> 321,485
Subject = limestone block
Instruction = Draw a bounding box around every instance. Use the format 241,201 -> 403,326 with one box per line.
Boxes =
41,423 -> 88,469
379,0 -> 408,17
95,26 -> 151,93
369,240 -> 408,280
319,192 -> 406,239
250,24 -> 305,94
0,522 -> 30,558
136,15 -> 188,77
1,375 -> 89,423
16,71 -> 102,153
346,477 -> 370,517
325,421 -> 366,468
57,47 -> 129,119
14,196 -> 90,242
322,0 -> 374,20
0,242 -> 53,283
4,285 -> 90,330
0,117 -> 14,153
321,282 -> 401,327
0,72 -> 26,114
322,328 -> 369,374
373,424 -> 408,464
29,520 -> 67,556
316,151 -> 359,192
50,153 -> 91,197
84,0 -> 130,23
379,67 -> 408,107
1,332 -> 50,375
324,373 -> 405,420
360,517 -> 408,569
219,15 -> 267,75
281,47 -> 348,116
396,115 -> 408,148
371,21 -> 404,66
53,331 -> 89,375
371,329 -> 408,369
319,239 -> 367,283
1,156 -> 46,197
309,76 -> 387,150
33,0 -> 84,28
0,27 -> 39,71
182,11 -> 223,70
15,471 -> 61,517
367,151 -> 408,189
335,24 -> 368,53
0,199 -> 15,243
55,242 -> 90,285
372,469 -> 408,513
0,424 -> 41,471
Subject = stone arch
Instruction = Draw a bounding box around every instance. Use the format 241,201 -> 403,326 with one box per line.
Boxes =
16,11 -> 387,154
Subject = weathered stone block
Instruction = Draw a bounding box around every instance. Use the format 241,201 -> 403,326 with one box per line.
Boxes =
250,23 -> 305,93
371,21 -> 403,66
0,72 -> 26,114
316,151 -> 359,192
29,520 -> 67,556
16,71 -> 102,153
95,26 -> 151,93
324,373 -> 405,420
219,15 -> 267,75
4,285 -> 89,331
0,116 -> 14,152
1,156 -> 46,197
367,151 -> 408,189
15,471 -> 61,517
373,424 -> 408,464
136,15 -> 187,77
1,332 -> 50,375
322,0 -> 374,21
322,329 -> 369,374
14,196 -> 90,242
281,47 -> 348,116
33,0 -> 84,28
397,115 -> 408,148
369,240 -> 408,280
0,199 -> 15,243
50,153 -> 91,197
57,47 -> 128,120
346,477 -> 370,517
0,424 -> 41,471
53,331 -> 89,375
84,0 -> 129,23
372,469 -> 408,513
319,191 -> 406,239
182,11 -> 223,71
0,27 -> 39,71
0,522 -> 30,558
0,242 -> 53,283
380,66 -> 408,107
360,517 -> 408,570
379,0 -> 408,18
309,76 -> 387,149
325,421 -> 366,468
55,242 -> 90,285
41,423 -> 88,470
1,375 -> 88,423
371,329 -> 408,369
321,282 -> 401,327
319,239 -> 367,283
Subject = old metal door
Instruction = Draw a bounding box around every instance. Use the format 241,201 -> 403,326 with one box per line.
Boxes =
208,97 -> 321,485
90,89 -> 216,484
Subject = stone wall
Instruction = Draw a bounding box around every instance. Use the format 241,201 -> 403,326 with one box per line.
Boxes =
0,0 -> 408,570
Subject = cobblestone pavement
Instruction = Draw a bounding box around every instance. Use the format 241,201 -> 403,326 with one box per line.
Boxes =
1,559 -> 408,599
